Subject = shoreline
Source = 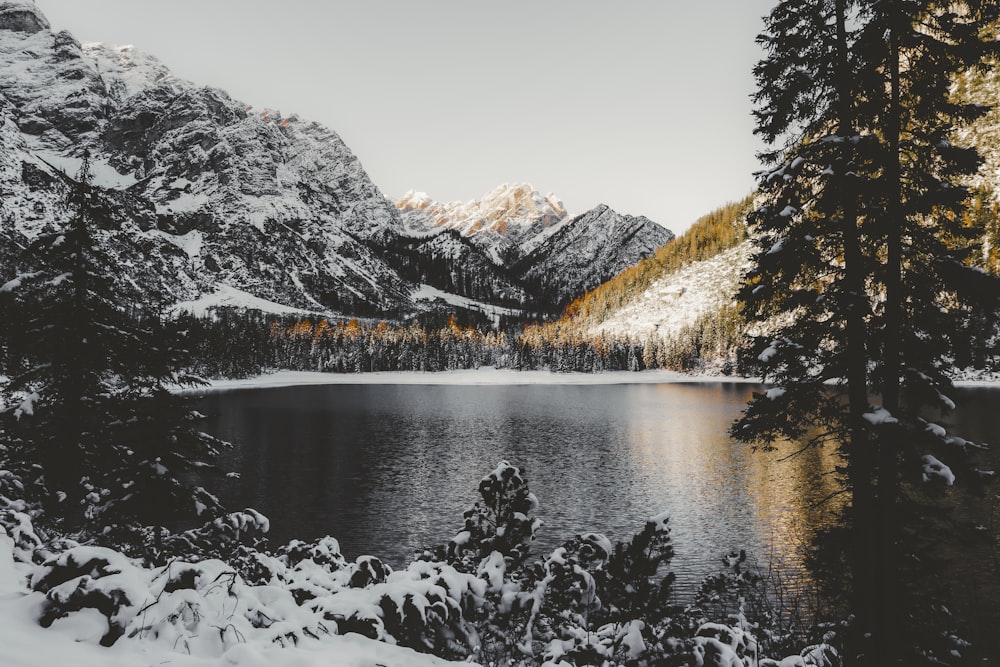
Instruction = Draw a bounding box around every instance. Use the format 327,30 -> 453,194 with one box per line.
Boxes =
184,367 -> 1000,394
184,368 -> 763,393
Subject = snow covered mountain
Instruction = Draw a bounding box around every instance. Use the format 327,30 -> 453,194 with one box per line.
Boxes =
0,1 -> 674,323
0,1 -> 412,316
516,204 -> 675,308
396,185 -> 674,311
397,183 -> 569,264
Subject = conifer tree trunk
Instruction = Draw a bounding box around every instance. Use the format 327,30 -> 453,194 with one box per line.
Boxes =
834,0 -> 878,646
878,11 -> 903,662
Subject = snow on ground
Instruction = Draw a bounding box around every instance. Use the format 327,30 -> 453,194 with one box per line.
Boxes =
170,284 -> 320,317
31,150 -> 138,189
156,190 -> 211,215
411,284 -> 524,323
591,243 -> 752,340
188,368 -> 762,394
190,368 -> 1000,395
155,228 -> 203,258
0,531 -> 469,667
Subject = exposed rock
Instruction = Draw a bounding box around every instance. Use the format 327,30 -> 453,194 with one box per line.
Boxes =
0,2 -> 48,35
397,183 -> 568,264
516,204 -> 674,308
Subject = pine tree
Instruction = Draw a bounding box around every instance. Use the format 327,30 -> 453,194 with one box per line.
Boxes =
853,2 -> 1000,658
736,1 -> 1000,661
734,0 -> 881,643
0,153 -> 227,550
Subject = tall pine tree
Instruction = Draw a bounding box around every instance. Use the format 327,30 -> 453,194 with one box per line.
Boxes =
0,153 -> 227,555
735,0 -> 881,643
737,1 -> 1000,662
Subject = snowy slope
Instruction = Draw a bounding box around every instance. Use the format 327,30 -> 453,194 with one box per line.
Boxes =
590,242 -> 751,339
0,1 -> 411,316
397,183 -> 568,264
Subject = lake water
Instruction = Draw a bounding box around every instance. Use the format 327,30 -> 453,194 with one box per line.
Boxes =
196,381 -> 1000,614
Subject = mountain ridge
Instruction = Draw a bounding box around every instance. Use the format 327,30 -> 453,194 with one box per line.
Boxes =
0,0 -> 674,325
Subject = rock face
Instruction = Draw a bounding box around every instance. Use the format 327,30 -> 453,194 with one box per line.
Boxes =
0,2 -> 409,316
0,2 -> 48,34
397,183 -> 568,264
396,185 -> 674,310
516,204 -> 675,307
0,1 -> 674,322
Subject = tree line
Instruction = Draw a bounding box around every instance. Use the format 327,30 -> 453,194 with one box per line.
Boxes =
179,305 -> 748,378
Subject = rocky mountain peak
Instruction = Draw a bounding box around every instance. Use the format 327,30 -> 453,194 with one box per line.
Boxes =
0,1 -> 48,35
82,42 -> 184,102
396,182 -> 570,264
397,182 -> 567,236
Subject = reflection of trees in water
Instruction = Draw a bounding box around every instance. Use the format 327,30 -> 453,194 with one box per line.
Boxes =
622,383 -> 847,606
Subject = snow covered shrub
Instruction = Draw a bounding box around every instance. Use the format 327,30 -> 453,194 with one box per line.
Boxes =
759,642 -> 840,667
156,508 -> 270,565
278,535 -> 349,571
594,512 -> 675,625
126,558 -> 332,655
526,535 -> 612,641
445,460 -> 541,570
273,537 -> 352,603
509,519 -> 684,666
349,554 -> 391,588
372,559 -> 486,657
298,557 -> 487,659
692,621 -> 759,666
30,545 -> 149,646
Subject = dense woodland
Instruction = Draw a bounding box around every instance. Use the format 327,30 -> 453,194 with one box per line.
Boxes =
180,303 -> 747,379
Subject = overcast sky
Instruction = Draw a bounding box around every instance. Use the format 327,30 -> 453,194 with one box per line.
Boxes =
37,1 -> 773,233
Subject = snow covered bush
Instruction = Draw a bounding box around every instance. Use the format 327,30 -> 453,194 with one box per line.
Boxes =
442,460 -> 542,570
31,545 -> 150,646
0,458 -> 845,667
154,508 -> 271,565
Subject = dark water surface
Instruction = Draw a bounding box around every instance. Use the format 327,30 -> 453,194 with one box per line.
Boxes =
196,382 -> 1000,606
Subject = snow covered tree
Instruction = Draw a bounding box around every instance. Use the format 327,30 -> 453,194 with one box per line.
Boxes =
854,3 -> 1000,659
734,0 -> 881,646
0,153 -> 227,550
737,1 -> 1000,661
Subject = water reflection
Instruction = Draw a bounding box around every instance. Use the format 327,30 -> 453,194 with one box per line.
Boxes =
200,383 -> 844,597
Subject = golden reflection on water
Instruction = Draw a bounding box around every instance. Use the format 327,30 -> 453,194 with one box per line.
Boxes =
207,382 -> 849,600
623,383 -> 845,593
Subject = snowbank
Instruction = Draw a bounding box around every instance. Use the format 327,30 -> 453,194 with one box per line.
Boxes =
188,368 -> 764,393
0,528 -> 471,667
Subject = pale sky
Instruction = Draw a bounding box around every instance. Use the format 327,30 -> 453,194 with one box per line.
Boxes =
35,1 -> 773,233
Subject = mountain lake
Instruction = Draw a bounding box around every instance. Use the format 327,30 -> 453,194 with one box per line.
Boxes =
196,380 -> 1000,621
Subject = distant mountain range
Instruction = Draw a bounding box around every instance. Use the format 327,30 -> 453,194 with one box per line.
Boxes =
0,1 -> 673,325
394,184 -> 673,312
